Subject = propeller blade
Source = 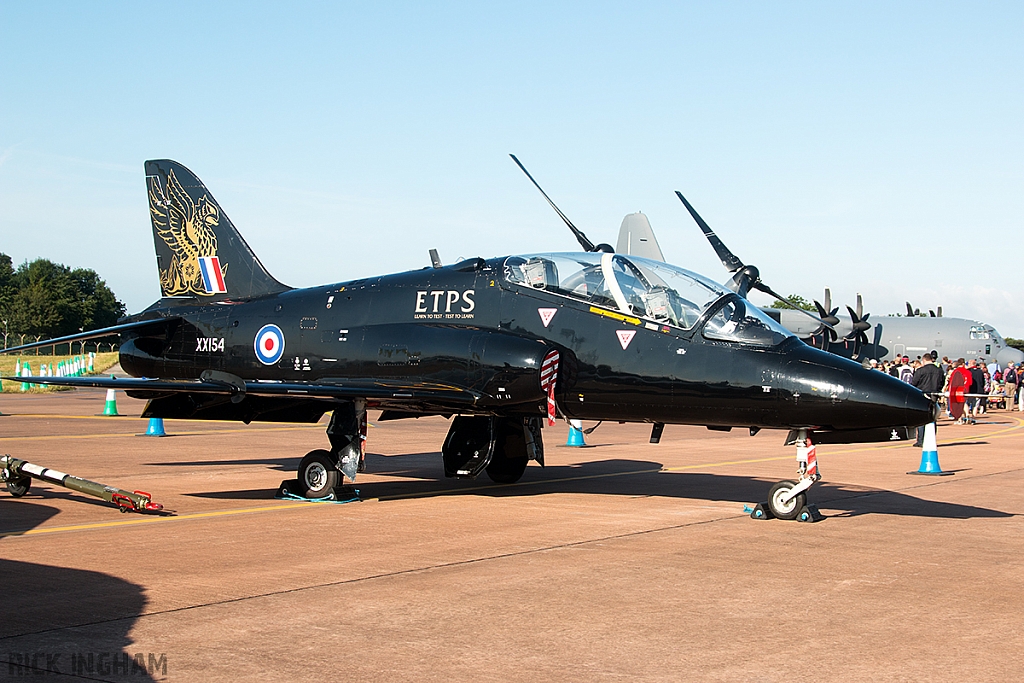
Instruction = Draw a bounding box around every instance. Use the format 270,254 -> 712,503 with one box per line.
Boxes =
510,154 -> 597,252
673,192 -> 833,331
871,323 -> 883,359
674,191 -> 744,273
845,305 -> 871,339
756,282 -> 835,331
812,300 -> 839,340
824,288 -> 832,314
856,293 -> 863,319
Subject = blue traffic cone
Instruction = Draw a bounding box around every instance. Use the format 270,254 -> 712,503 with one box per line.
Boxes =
909,422 -> 953,476
144,417 -> 166,436
565,419 -> 586,447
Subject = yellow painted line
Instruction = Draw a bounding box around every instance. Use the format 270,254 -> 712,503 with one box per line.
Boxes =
0,424 -> 321,442
826,414 -> 1024,456
4,413 -> 326,425
0,414 -> 134,421
0,501 -> 316,538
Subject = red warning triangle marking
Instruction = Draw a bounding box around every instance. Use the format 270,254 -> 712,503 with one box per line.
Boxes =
538,308 -> 557,328
616,330 -> 636,350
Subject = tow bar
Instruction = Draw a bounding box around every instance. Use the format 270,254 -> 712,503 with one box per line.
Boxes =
1,454 -> 163,513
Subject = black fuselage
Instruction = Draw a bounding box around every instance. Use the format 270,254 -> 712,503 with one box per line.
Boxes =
118,256 -> 934,435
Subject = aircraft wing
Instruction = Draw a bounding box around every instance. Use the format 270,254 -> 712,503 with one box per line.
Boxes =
0,317 -> 181,355
2,374 -> 481,405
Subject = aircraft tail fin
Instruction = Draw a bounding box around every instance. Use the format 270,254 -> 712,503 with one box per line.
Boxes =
615,212 -> 665,261
145,159 -> 290,301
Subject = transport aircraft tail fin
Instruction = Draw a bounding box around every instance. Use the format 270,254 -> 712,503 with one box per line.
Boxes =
145,159 -> 290,301
615,212 -> 665,261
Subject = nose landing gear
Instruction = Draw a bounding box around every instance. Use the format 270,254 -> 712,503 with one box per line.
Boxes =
750,429 -> 825,522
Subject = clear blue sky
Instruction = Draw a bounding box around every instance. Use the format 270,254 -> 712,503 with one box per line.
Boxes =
2,2 -> 1021,335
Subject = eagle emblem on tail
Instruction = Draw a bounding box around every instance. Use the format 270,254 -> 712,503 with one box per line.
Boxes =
149,169 -> 228,296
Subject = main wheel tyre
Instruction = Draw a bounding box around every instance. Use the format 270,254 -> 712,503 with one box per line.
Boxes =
6,477 -> 30,497
768,480 -> 806,520
485,456 -> 528,484
298,450 -> 339,498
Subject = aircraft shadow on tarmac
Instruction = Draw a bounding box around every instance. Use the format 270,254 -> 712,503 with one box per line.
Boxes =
185,453 -> 1013,520
152,456 -> 303,471
0,499 -> 159,682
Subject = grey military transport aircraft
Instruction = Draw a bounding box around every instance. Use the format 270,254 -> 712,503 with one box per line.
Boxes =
2,159 -> 937,520
766,292 -> 1022,367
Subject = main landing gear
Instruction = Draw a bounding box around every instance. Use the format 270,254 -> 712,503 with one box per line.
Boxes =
293,400 -> 366,499
287,405 -> 546,500
751,429 -> 825,522
442,415 -> 544,484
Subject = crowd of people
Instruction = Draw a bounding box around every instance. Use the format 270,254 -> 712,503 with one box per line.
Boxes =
868,353 -> 1022,430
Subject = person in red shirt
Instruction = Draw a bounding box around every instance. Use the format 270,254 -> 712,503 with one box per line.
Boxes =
949,358 -> 974,425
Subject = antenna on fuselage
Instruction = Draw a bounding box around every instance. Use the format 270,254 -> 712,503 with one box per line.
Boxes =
674,190 -> 834,332
509,155 -> 613,253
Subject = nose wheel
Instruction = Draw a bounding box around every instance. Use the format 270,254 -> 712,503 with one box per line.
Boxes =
767,480 -> 806,520
750,429 -> 824,522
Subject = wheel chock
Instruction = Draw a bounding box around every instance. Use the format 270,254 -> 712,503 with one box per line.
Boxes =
275,479 -> 360,503
748,502 -> 823,522
796,504 -> 825,523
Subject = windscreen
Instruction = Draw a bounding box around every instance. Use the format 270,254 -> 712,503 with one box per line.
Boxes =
701,296 -> 794,346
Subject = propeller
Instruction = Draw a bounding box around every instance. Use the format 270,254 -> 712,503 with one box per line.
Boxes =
863,320 -> 884,363
674,191 -> 834,331
845,293 -> 872,350
812,287 -> 840,342
509,155 -> 613,253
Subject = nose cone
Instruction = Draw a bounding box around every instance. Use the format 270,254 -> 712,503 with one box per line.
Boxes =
784,344 -> 935,430
847,363 -> 936,429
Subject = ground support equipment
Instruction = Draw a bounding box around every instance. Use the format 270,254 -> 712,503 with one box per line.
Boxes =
1,454 -> 163,513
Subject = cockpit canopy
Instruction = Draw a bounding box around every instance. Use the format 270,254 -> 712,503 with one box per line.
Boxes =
503,252 -> 794,347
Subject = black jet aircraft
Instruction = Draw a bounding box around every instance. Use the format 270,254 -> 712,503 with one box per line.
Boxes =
2,160 -> 937,520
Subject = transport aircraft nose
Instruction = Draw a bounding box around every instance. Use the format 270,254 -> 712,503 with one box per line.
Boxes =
996,346 -> 1024,367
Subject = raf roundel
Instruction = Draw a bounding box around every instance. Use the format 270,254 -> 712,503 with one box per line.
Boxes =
254,324 -> 286,365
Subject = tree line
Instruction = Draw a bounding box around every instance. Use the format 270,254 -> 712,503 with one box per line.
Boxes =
0,252 -> 125,349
